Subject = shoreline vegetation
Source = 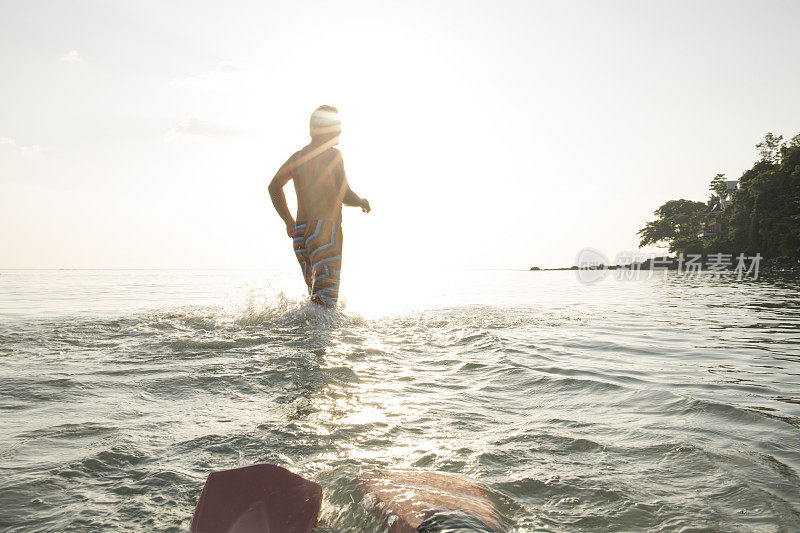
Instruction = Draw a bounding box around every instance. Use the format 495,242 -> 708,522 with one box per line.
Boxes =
532,132 -> 800,274
638,132 -> 800,258
530,255 -> 800,272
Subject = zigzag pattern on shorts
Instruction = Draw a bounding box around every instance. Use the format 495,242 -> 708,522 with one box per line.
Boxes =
292,219 -> 343,306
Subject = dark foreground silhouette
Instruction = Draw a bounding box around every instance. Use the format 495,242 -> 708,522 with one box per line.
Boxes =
190,463 -> 502,533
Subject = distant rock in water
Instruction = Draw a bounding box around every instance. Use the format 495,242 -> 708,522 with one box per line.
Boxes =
530,266 -> 540,271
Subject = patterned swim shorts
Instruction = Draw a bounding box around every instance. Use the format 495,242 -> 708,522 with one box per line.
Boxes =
292,220 -> 343,306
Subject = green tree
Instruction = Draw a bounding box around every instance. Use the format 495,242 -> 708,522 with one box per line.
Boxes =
638,199 -> 706,254
709,173 -> 728,198
640,132 -> 800,258
716,133 -> 800,256
756,132 -> 784,164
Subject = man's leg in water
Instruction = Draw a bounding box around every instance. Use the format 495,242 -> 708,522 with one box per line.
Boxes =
292,221 -> 312,294
304,220 -> 343,307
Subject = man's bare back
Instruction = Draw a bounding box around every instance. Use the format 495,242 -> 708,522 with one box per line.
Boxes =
269,142 -> 368,231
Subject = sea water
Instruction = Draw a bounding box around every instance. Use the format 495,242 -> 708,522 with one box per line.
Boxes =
1,269 -> 799,531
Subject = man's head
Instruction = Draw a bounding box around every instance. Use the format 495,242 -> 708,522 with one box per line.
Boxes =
309,105 -> 341,144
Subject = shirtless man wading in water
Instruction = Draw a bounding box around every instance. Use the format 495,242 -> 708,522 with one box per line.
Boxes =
268,106 -> 370,307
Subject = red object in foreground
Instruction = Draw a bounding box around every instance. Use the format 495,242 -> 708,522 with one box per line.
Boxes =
190,463 -> 323,533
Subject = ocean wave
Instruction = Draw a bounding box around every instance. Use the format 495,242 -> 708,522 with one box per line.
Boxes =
3,274 -> 800,531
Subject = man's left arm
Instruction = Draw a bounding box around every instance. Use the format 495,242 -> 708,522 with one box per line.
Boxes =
337,155 -> 370,213
343,186 -> 370,212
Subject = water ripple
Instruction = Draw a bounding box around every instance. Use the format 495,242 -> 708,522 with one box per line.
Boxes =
1,271 -> 800,531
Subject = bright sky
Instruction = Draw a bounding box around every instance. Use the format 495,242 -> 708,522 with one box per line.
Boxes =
2,0 -> 799,270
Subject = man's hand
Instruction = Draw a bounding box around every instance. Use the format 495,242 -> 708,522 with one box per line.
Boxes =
360,198 -> 371,213
285,220 -> 295,238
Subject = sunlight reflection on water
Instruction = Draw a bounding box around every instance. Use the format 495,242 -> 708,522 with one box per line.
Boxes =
1,269 -> 800,531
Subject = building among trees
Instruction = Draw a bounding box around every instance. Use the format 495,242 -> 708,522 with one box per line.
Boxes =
700,180 -> 738,241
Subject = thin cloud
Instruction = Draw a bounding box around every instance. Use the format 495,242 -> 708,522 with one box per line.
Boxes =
0,137 -> 42,157
165,118 -> 244,140
218,61 -> 245,73
170,61 -> 247,87
61,50 -> 81,64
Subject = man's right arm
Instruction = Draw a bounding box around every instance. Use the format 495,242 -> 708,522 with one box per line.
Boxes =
268,155 -> 296,237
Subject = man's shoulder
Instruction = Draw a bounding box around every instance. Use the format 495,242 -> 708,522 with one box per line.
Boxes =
287,147 -> 310,166
307,145 -> 340,155
294,144 -> 341,165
